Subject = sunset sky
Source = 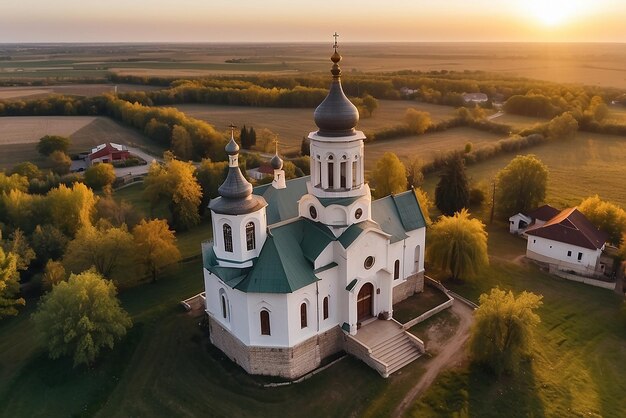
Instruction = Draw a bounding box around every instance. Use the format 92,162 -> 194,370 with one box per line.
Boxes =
1,0 -> 625,43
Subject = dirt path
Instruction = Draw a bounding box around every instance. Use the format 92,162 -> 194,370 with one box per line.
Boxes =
392,300 -> 475,418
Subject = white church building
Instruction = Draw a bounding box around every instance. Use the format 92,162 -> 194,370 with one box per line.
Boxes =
202,44 -> 427,379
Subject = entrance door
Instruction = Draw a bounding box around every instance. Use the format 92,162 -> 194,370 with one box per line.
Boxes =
357,283 -> 373,322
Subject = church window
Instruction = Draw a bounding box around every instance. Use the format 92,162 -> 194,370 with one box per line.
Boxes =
309,205 -> 318,219
328,162 -> 334,188
364,256 -> 375,270
246,222 -> 256,250
340,162 -> 347,188
352,161 -> 357,187
323,297 -> 329,320
221,295 -> 228,319
355,208 -> 363,219
394,259 -> 400,280
300,303 -> 308,328
223,224 -> 233,252
260,310 -> 271,335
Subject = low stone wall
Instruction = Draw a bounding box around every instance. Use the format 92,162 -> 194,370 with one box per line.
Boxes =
392,271 -> 425,304
400,277 -> 455,329
209,315 -> 344,380
343,333 -> 388,378
549,266 -> 616,290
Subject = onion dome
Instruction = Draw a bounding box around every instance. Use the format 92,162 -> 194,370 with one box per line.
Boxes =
270,153 -> 283,170
313,37 -> 359,137
209,127 -> 267,215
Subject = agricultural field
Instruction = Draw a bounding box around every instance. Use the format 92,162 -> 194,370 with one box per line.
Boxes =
490,112 -> 549,131
364,127 -> 505,172
174,100 -> 457,152
3,43 -> 626,88
423,131 -> 626,209
0,116 -> 163,169
0,83 -> 160,100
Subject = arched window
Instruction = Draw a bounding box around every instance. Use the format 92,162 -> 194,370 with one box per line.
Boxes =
246,222 -> 256,251
223,224 -> 233,253
414,245 -> 421,272
260,310 -> 271,335
221,294 -> 228,319
300,303 -> 308,328
394,259 -> 400,280
323,297 -> 329,320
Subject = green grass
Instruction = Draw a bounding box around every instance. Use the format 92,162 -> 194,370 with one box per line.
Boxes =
423,131 -> 626,209
492,113 -> 549,130
410,234 -> 626,417
393,286 -> 451,324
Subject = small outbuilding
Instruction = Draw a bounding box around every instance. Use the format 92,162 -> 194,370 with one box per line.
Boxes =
88,143 -> 130,165
509,204 -> 560,234
462,92 -> 488,104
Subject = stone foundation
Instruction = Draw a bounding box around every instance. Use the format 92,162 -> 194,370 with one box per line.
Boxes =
392,271 -> 424,305
208,316 -> 344,380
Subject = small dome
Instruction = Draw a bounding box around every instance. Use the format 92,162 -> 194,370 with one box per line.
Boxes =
270,154 -> 283,170
313,49 -> 359,138
225,136 -> 239,155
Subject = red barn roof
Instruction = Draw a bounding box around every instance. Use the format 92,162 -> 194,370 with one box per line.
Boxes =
525,208 -> 608,250
88,143 -> 129,161
526,204 -> 560,221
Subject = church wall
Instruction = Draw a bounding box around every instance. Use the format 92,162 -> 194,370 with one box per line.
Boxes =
286,284 -> 320,346
392,272 -> 425,305
246,292 -> 291,347
204,270 -> 252,345
209,314 -> 344,379
211,210 -> 267,267
313,267 -> 343,333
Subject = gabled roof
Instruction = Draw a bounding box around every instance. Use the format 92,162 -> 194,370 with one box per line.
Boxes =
526,204 -> 560,222
371,190 -> 426,243
253,176 -> 308,225
525,207 -> 608,250
88,142 -> 128,160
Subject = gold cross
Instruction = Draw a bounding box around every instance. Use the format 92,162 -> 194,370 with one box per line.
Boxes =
333,32 -> 339,51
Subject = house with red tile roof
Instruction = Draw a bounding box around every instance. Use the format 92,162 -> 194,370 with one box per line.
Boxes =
525,207 -> 609,276
509,204 -> 561,234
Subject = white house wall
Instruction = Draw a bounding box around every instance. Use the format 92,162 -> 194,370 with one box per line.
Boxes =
527,236 -> 601,272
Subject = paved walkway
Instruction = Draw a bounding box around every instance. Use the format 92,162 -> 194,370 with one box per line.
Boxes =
391,299 -> 475,417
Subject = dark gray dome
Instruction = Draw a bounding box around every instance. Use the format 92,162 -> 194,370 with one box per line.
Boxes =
218,166 -> 252,199
270,154 -> 283,169
313,50 -> 359,138
225,137 -> 240,155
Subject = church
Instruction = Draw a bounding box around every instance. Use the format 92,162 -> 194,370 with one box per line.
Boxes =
202,42 -> 427,379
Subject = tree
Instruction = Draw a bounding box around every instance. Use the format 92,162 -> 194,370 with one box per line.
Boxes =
195,159 -> 228,215
31,224 -> 69,263
362,94 -> 379,117
240,125 -> 251,149
45,183 -> 97,237
48,150 -> 71,175
0,247 -> 25,318
1,229 -> 35,271
95,194 -> 141,228
63,223 -> 135,286
427,209 -> 489,280
406,157 -> 424,188
11,162 -> 41,180
414,187 -> 432,226
171,125 -> 193,160
470,288 -> 543,375
578,195 -> 626,245
496,155 -> 548,217
404,108 -> 432,134
84,163 -> 116,190
144,155 -> 202,230
619,233 -> 626,260
37,135 -> 70,156
42,259 -> 66,290
300,136 -> 310,156
371,152 -> 408,198
586,96 -> 609,122
0,172 -> 28,194
547,112 -> 578,140
32,270 -> 132,367
133,219 -> 181,282
435,154 -> 470,216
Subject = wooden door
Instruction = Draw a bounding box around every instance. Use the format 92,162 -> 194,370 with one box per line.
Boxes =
357,283 -> 373,322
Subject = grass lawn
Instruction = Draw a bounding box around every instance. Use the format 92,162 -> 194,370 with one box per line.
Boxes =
174,101 -> 457,153
492,113 -> 549,131
409,226 -> 626,417
422,131 -> 626,209
393,285 -> 451,324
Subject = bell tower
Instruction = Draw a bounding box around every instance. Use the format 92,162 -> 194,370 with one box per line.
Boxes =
298,34 -> 372,233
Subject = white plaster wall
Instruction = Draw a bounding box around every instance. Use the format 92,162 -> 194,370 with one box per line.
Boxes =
245,292 -> 290,347
509,214 -> 531,233
298,192 -> 372,228
211,209 -> 267,267
527,236 -> 600,271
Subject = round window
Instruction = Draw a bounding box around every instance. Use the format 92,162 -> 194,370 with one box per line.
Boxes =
309,205 -> 317,219
355,208 -> 363,219
364,256 -> 375,269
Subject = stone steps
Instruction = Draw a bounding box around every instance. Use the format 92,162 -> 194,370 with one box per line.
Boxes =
370,331 -> 422,376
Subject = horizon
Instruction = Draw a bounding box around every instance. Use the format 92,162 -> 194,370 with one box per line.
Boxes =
1,0 -> 625,43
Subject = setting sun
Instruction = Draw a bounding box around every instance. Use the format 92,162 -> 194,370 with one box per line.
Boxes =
527,0 -> 586,26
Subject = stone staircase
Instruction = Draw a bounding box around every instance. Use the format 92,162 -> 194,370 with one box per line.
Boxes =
370,331 -> 422,375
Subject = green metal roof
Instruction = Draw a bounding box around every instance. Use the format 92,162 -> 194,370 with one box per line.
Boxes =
371,189 -> 426,243
253,176 -> 308,225
314,262 -> 338,274
346,278 -> 358,291
392,191 -> 426,231
302,220 -> 335,262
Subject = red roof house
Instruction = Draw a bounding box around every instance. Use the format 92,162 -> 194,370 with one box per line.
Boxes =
88,143 -> 130,165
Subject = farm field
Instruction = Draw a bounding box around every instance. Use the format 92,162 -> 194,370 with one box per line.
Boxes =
491,112 -> 549,130
174,100 -> 457,152
410,225 -> 626,417
423,131 -> 626,209
0,116 -> 163,169
364,127 -> 505,172
3,43 -> 626,88
0,83 -> 160,100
